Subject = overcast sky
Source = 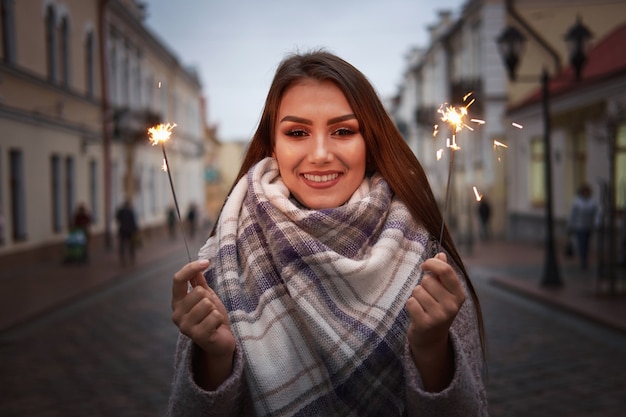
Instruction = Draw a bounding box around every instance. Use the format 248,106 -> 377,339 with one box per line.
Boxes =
143,0 -> 466,141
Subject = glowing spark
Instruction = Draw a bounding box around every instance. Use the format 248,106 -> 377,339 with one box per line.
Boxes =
439,104 -> 470,134
512,122 -> 523,129
148,123 -> 177,146
433,124 -> 439,137
471,119 -> 485,125
493,140 -> 508,149
158,81 -> 162,88
161,158 -> 168,172
436,148 -> 444,160
473,186 -> 483,201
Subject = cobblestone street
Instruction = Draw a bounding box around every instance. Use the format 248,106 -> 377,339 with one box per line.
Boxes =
0,254 -> 181,417
472,271 -> 626,417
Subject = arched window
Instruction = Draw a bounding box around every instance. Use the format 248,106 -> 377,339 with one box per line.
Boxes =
45,4 -> 57,82
85,30 -> 94,97
1,0 -> 16,64
59,15 -> 70,86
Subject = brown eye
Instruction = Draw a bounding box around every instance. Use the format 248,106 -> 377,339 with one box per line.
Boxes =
286,129 -> 308,137
333,127 -> 355,136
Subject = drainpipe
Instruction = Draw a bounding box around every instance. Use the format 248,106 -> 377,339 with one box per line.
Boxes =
99,0 -> 112,249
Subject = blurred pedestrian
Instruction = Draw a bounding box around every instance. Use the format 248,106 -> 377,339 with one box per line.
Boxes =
72,203 -> 92,259
186,203 -> 197,239
568,183 -> 599,270
477,196 -> 491,241
116,200 -> 138,266
167,206 -> 177,240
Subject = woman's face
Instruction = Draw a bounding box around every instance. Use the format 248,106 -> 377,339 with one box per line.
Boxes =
273,79 -> 367,209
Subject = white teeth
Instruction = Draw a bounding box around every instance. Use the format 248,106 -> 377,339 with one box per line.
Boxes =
303,173 -> 339,182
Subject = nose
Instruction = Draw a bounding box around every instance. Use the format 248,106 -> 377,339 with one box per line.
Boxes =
309,134 -> 334,164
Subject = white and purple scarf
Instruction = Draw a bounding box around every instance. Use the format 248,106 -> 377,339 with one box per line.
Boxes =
198,157 -> 434,416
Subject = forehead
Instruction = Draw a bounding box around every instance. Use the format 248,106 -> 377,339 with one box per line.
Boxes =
278,79 -> 351,114
281,78 -> 343,99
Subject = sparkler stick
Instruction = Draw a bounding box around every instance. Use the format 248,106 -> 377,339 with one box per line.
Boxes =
439,146 -> 456,244
435,94 -> 480,245
148,123 -> 192,263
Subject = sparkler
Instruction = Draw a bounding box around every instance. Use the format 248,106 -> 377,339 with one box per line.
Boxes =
435,93 -> 482,245
148,123 -> 192,262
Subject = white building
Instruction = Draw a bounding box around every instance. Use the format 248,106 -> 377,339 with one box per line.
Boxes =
0,0 -> 209,263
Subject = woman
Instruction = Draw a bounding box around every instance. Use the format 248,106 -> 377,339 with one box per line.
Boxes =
168,50 -> 487,416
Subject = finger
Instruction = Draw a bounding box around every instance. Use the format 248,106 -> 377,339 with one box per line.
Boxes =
172,259 -> 210,302
410,283 -> 439,313
418,273 -> 448,303
421,254 -> 463,295
435,252 -> 447,263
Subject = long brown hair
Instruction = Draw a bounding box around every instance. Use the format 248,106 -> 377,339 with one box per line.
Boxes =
215,50 -> 485,356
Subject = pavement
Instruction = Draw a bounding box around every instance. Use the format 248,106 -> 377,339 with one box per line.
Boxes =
462,239 -> 626,334
0,231 -> 625,335
0,229 -> 199,333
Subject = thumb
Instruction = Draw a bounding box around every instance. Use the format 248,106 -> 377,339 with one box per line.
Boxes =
190,260 -> 210,289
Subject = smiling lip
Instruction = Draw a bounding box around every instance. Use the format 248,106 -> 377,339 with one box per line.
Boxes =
301,172 -> 341,188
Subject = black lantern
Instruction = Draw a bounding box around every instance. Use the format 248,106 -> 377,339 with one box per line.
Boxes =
564,17 -> 593,80
496,26 -> 526,81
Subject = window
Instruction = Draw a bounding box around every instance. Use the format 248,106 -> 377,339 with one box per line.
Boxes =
59,15 -> 70,87
45,5 -> 57,82
530,138 -> 545,206
51,155 -> 62,232
108,31 -> 118,104
572,131 -> 587,190
9,149 -> 26,241
149,166 -> 156,215
85,30 -> 95,97
89,159 -> 98,222
65,157 -> 75,228
616,124 -> 626,210
121,44 -> 129,106
1,0 -> 16,64
145,74 -> 154,110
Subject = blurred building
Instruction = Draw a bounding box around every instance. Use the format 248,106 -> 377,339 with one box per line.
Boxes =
391,0 -> 626,253
391,2 -> 508,248
0,0 -> 215,263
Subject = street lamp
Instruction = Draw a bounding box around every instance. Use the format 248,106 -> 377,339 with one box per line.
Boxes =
496,18 -> 592,287
564,17 -> 593,81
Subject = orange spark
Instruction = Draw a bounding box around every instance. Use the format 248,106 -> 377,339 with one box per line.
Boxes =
512,122 -> 523,129
148,123 -> 177,146
493,140 -> 508,149
473,186 -> 483,201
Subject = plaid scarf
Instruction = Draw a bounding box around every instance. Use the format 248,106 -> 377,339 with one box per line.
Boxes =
198,157 -> 433,416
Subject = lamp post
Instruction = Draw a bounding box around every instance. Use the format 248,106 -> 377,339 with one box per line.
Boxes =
496,18 -> 592,287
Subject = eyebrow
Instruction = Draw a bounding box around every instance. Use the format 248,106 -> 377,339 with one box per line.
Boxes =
279,114 -> 357,125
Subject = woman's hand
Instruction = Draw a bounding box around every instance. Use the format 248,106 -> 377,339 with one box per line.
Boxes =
171,259 -> 236,389
406,252 -> 466,392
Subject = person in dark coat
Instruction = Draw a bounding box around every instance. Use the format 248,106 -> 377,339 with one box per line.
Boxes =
116,200 -> 138,265
477,197 -> 491,241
